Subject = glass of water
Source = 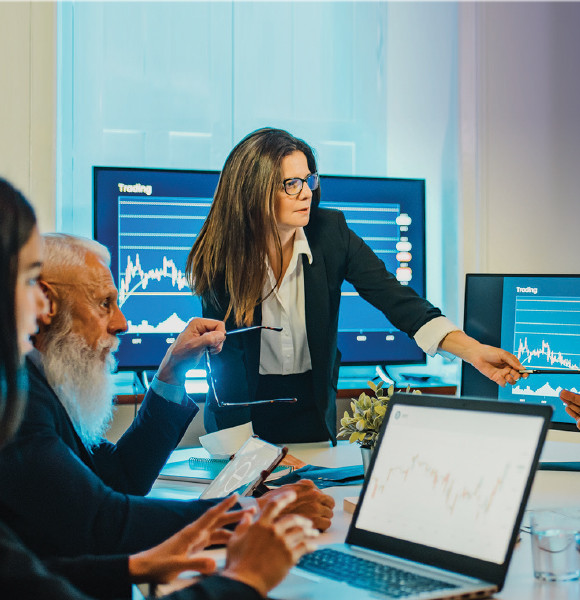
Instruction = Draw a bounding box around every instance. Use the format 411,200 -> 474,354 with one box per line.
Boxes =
530,509 -> 580,582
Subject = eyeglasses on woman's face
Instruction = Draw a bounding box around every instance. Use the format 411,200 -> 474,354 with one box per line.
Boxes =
281,172 -> 319,196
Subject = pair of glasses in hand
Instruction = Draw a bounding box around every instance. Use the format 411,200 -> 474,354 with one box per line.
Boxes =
205,326 -> 297,407
226,325 -> 283,336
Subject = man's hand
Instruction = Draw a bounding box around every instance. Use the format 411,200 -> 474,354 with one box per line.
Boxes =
156,317 -> 226,386
258,480 -> 335,532
128,494 -> 251,583
439,330 -> 527,387
561,389 -> 580,428
222,491 -> 319,596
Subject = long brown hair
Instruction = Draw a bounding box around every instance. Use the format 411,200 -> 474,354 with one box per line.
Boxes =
186,128 -> 320,326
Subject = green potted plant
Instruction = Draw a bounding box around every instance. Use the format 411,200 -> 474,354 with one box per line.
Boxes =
338,381 -> 420,472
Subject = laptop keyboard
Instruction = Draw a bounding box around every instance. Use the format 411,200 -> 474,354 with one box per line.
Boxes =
297,548 -> 459,598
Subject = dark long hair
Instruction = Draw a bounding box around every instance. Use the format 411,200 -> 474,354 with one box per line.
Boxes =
186,127 -> 320,326
0,178 -> 37,447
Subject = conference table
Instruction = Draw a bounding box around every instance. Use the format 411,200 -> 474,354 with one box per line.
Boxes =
148,439 -> 580,599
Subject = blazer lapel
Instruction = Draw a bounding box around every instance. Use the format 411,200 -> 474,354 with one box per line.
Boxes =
243,303 -> 263,400
303,248 -> 330,415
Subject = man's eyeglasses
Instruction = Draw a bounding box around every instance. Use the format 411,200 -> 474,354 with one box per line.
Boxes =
282,173 -> 319,196
205,348 -> 297,408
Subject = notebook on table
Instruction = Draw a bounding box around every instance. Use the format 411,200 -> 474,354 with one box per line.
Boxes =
158,445 -> 293,484
271,392 -> 551,600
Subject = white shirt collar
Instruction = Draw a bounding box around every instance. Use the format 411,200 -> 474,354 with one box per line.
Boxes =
265,227 -> 313,288
293,227 -> 313,265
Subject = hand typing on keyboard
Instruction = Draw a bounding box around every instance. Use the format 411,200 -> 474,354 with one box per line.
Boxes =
223,490 -> 320,596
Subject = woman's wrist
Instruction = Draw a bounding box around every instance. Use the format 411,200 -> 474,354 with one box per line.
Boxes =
439,330 -> 481,363
220,568 -> 267,598
128,553 -> 151,583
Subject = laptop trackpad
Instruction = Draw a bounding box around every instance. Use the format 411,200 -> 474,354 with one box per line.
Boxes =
270,570 -> 363,600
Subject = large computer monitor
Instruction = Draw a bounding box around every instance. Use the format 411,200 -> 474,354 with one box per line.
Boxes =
93,167 -> 426,371
461,273 -> 580,431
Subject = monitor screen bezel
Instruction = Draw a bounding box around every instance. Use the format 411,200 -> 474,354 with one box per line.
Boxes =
93,166 -> 220,371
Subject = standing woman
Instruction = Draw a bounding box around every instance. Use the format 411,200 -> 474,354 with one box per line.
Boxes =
187,128 -> 526,444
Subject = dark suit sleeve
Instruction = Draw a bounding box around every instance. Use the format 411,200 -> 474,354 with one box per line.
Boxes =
1,522 -> 262,600
45,550 -> 263,600
91,388 -> 199,495
166,576 -> 263,600
1,522 -> 104,599
46,557 -> 262,600
0,429 -> 219,557
0,364 -> 220,558
44,554 -> 131,599
333,209 -> 442,337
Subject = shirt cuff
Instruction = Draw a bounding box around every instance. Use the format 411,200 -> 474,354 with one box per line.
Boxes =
414,316 -> 461,358
150,375 -> 190,406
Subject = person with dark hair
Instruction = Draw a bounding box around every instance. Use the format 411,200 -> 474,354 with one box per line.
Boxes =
0,178 -> 38,444
0,177 -> 319,600
186,127 -> 527,444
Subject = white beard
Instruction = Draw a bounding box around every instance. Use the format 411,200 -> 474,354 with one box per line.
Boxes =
41,325 -> 119,450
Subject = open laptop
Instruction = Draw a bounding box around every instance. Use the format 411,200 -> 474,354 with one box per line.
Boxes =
271,393 -> 551,600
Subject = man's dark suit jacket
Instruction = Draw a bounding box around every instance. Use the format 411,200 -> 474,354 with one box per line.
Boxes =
203,208 -> 443,442
0,520 -> 262,600
0,358 -> 219,558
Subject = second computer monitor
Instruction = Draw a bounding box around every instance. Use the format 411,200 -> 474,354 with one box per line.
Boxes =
461,273 -> 580,431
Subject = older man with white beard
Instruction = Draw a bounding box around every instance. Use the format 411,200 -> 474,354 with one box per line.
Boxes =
0,234 -> 334,560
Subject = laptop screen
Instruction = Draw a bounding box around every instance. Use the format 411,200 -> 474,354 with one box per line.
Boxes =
354,402 -> 545,564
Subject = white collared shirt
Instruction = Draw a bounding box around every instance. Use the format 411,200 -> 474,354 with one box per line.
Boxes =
259,228 -> 313,375
258,229 -> 460,374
